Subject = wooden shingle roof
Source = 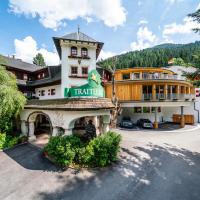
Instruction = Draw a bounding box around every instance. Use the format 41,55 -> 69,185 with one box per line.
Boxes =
25,98 -> 114,111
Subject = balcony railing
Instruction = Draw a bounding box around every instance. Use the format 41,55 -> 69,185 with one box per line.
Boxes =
142,93 -> 195,101
132,73 -> 180,80
17,79 -> 27,85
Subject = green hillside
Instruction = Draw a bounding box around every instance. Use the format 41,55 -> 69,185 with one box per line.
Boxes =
98,41 -> 200,69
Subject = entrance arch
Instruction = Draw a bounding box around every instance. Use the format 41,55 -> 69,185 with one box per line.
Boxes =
27,111 -> 52,142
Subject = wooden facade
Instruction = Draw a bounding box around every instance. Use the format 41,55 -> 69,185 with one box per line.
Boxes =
105,68 -> 195,102
173,114 -> 194,125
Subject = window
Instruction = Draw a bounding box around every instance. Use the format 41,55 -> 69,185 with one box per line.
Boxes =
41,90 -> 45,96
151,107 -> 161,113
23,74 -> 28,80
37,73 -> 45,79
134,107 -> 142,113
51,89 -> 56,95
143,85 -> 152,100
82,67 -> 88,76
143,107 -> 150,113
142,73 -> 149,79
81,47 -> 88,57
122,73 -> 130,80
71,46 -> 77,56
71,66 -> 78,75
133,73 -> 140,79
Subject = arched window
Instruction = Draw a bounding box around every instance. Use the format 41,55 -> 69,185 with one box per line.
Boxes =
71,46 -> 77,56
81,47 -> 88,57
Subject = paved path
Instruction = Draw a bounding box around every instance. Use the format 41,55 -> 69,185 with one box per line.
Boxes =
1,127 -> 200,200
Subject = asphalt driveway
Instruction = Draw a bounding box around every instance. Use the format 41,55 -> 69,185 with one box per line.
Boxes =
1,127 -> 200,200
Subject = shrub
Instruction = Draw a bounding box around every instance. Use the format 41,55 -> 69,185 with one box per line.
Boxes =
44,135 -> 84,167
0,116 -> 13,134
0,133 -> 6,149
44,131 -> 121,168
80,131 -> 122,167
0,133 -> 20,149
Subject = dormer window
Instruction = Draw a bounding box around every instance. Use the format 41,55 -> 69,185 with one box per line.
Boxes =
23,74 -> 28,80
81,47 -> 88,57
71,46 -> 77,56
37,73 -> 45,79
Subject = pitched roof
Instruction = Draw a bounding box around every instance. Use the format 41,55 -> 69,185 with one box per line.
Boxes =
61,32 -> 97,43
0,55 -> 42,72
53,31 -> 104,59
25,98 -> 114,111
27,65 -> 61,86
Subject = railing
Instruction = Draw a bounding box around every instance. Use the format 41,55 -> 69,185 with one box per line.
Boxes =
132,73 -> 180,80
142,93 -> 195,101
17,79 -> 27,85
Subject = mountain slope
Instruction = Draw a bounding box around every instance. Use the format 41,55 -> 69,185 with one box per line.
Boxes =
99,41 -> 200,69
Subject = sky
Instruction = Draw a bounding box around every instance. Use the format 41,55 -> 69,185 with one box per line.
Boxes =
0,0 -> 200,65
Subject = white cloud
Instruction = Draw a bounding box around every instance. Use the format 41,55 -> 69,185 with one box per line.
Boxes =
130,26 -> 158,51
14,36 -> 60,65
98,50 -> 116,60
165,0 -> 183,4
163,17 -> 200,37
138,19 -> 148,25
9,0 -> 127,30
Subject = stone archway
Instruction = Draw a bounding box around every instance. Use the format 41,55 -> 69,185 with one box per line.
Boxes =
69,114 -> 111,137
27,111 -> 53,142
20,108 -> 112,140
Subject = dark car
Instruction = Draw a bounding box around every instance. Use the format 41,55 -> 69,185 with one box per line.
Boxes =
137,119 -> 153,129
120,116 -> 135,129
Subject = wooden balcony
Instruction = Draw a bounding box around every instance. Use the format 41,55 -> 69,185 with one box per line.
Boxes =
142,93 -> 195,102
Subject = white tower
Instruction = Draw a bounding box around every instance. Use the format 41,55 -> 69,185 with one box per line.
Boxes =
53,29 -> 103,98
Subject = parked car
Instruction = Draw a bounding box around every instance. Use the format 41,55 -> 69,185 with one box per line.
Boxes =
120,116 -> 135,129
137,119 -> 153,129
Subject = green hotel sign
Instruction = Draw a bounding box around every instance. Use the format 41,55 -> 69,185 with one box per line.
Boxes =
64,70 -> 105,98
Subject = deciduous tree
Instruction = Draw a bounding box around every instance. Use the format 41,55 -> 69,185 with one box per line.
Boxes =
0,58 -> 26,133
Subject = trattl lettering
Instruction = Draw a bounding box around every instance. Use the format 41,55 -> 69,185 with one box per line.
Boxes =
74,88 -> 101,96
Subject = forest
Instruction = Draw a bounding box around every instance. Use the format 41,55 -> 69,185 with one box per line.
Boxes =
98,41 -> 200,69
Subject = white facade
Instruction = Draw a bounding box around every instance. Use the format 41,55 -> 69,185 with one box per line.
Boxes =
20,108 -> 111,141
120,103 -> 200,124
119,107 -> 163,123
35,85 -> 61,100
60,40 -> 97,97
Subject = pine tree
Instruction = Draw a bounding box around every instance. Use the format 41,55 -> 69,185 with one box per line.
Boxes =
188,8 -> 200,34
33,53 -> 46,67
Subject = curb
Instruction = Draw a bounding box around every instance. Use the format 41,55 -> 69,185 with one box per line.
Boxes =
113,124 -> 200,133
0,142 -> 28,152
162,124 -> 200,133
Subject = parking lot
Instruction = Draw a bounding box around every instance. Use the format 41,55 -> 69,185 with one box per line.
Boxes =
1,125 -> 200,200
